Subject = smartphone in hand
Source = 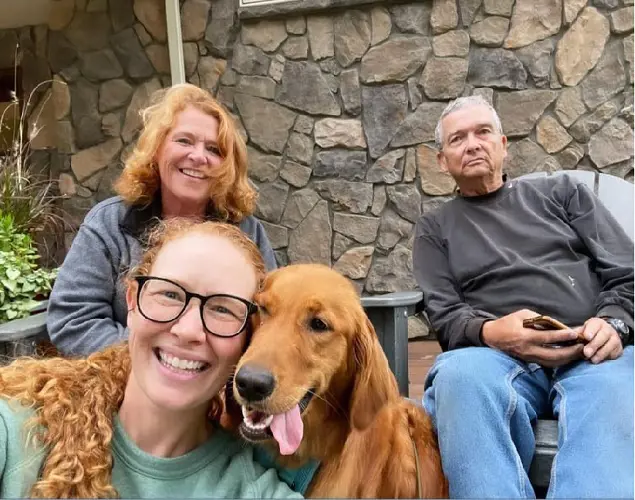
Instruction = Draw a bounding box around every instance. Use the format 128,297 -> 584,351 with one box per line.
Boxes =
522,315 -> 587,348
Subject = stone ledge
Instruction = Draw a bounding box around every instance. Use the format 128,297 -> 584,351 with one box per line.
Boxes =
238,0 -> 404,20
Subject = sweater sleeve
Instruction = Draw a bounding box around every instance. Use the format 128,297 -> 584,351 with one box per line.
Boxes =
47,222 -> 128,356
564,180 -> 634,329
253,219 -> 278,271
413,217 -> 496,351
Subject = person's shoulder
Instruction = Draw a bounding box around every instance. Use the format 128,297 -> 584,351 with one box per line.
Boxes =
0,398 -> 47,491
514,172 -> 581,203
238,215 -> 266,233
0,398 -> 31,433
82,196 -> 129,226
515,172 -> 580,191
415,197 -> 459,238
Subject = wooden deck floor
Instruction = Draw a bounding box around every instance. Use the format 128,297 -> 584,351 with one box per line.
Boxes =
408,340 -> 442,402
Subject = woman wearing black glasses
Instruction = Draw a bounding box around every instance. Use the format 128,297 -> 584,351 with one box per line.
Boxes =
0,219 -> 305,498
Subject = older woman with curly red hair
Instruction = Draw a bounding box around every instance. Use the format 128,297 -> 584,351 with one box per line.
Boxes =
0,219 -> 304,498
47,84 -> 276,356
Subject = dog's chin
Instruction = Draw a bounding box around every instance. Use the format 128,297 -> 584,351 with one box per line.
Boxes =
237,390 -> 315,447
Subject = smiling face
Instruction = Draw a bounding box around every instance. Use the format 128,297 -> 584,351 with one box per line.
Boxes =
156,106 -> 223,217
437,103 -> 508,195
124,231 -> 258,417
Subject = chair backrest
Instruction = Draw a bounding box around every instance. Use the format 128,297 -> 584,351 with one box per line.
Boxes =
518,170 -> 634,241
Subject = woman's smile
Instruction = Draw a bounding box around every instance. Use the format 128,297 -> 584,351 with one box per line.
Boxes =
179,168 -> 209,180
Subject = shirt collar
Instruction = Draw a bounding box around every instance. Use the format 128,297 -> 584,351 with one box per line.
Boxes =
120,196 -> 223,240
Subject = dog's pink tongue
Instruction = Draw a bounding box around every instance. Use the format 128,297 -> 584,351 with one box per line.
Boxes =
270,404 -> 303,456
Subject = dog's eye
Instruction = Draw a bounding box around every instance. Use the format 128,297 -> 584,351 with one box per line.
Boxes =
309,317 -> 329,332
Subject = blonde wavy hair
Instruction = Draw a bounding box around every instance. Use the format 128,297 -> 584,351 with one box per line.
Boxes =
114,83 -> 256,223
0,219 -> 266,498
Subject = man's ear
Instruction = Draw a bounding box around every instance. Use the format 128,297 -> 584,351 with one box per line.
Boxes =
437,150 -> 448,172
501,134 -> 508,159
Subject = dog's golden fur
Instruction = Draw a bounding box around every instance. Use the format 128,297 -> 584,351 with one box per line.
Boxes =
232,264 -> 448,498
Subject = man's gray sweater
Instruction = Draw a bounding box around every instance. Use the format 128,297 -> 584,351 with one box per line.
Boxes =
47,196 -> 276,355
413,174 -> 634,352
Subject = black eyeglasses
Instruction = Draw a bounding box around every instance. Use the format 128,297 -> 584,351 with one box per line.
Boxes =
133,276 -> 257,338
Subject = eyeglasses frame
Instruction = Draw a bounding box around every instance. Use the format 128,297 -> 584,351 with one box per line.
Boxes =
133,275 -> 258,338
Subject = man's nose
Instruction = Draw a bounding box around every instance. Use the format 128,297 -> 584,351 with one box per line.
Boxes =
465,133 -> 482,152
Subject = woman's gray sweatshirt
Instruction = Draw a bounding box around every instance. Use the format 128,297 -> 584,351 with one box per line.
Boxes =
47,196 -> 277,355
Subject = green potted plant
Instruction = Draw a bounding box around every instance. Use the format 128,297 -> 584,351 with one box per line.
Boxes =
0,75 -> 64,356
0,212 -> 58,354
0,212 -> 57,320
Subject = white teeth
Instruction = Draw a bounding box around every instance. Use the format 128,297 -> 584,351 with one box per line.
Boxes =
181,168 -> 206,179
241,406 -> 274,430
158,350 -> 206,371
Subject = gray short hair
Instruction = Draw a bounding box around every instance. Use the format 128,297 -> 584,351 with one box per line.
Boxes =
434,95 -> 503,150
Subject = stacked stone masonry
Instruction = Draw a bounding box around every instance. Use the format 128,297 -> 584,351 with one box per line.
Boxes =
1,0 -> 633,338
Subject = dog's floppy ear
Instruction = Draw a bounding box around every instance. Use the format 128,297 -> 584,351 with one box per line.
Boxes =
349,315 -> 399,430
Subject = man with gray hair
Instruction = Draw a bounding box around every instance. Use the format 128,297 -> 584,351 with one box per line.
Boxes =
412,95 -> 633,498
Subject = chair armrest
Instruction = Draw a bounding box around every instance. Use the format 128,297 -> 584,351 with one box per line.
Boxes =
0,311 -> 48,342
360,291 -> 423,308
30,299 -> 49,314
361,291 -> 423,397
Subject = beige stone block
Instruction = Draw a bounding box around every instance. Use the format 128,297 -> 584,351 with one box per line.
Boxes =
417,144 -> 455,195
314,118 -> 366,149
555,7 -> 610,86
52,75 -> 70,120
470,16 -> 509,47
133,0 -> 167,43
49,0 -> 75,31
431,0 -> 458,34
611,7 -> 634,34
433,30 -> 470,57
334,246 -> 374,279
241,19 -> 287,52
71,138 -> 122,182
536,115 -> 573,153
370,6 -> 391,45
504,0 -> 562,49
307,16 -> 334,60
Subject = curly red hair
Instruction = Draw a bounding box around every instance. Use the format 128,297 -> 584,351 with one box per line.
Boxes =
0,220 -> 266,497
114,83 -> 256,223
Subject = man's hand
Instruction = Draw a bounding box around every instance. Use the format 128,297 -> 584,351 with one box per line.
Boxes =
481,309 -> 584,367
575,317 -> 623,364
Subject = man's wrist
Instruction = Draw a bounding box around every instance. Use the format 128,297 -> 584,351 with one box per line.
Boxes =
600,317 -> 633,346
480,319 -> 495,347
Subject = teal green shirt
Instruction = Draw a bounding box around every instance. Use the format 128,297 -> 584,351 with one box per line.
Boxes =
0,400 -> 302,498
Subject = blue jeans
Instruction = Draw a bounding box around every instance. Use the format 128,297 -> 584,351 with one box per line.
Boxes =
423,347 -> 634,498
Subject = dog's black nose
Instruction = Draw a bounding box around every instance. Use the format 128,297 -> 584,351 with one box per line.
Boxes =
235,365 -> 275,402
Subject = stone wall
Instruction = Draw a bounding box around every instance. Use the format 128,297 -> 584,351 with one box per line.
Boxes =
223,0 -> 634,298
4,0 -> 633,338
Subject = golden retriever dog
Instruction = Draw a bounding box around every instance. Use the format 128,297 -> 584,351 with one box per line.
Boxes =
231,263 -> 448,498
